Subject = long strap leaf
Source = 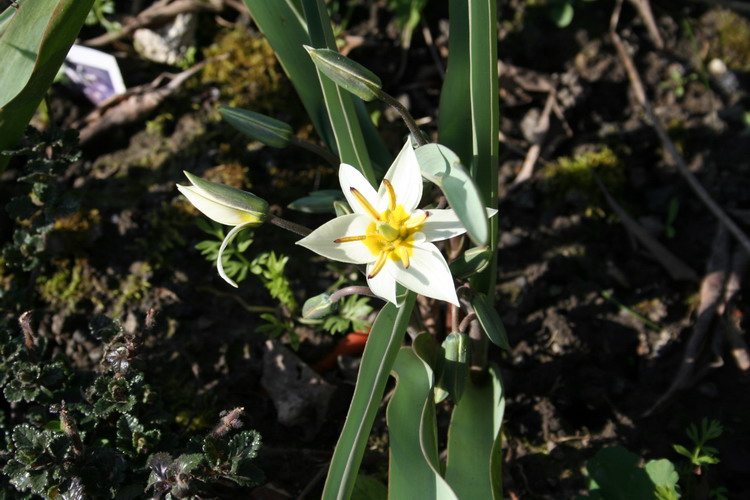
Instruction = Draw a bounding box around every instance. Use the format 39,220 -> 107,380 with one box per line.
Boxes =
301,0 -> 377,186
0,0 -> 95,172
468,0 -> 499,293
323,292 -> 416,500
445,365 -> 505,499
387,335 -> 458,499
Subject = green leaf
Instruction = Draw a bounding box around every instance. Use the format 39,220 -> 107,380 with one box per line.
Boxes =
288,189 -> 344,213
387,334 -> 458,498
219,106 -> 293,148
548,2 -> 574,28
585,447 -> 656,500
438,0 -> 471,167
301,0 -> 377,185
467,0 -> 500,294
415,143 -> 490,246
645,459 -> 680,499
242,0 -> 390,177
449,247 -> 492,279
0,0 -> 96,172
322,293 -> 416,500
445,364 -> 505,499
228,430 -> 262,467
436,332 -> 470,402
305,46 -> 382,102
471,292 -> 510,350
352,475 -> 387,500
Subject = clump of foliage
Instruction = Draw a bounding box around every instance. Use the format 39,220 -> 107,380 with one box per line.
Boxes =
0,315 -> 264,498
542,146 -> 624,206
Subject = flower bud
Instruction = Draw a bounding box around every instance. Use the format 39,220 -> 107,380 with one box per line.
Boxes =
302,293 -> 338,319
435,332 -> 470,403
304,46 -> 382,102
219,106 -> 293,148
449,247 -> 492,279
177,171 -> 269,227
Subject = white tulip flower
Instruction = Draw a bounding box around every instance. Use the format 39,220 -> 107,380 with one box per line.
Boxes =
297,141 -> 496,306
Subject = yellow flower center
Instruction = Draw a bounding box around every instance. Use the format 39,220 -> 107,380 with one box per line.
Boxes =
335,179 -> 428,279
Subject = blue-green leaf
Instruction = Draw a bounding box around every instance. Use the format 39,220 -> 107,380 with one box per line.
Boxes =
415,143 -> 490,246
219,106 -> 293,148
322,293 -> 416,500
445,365 -> 505,499
388,334 -> 458,498
471,292 -> 510,350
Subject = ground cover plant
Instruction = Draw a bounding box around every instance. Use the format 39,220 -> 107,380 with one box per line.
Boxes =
1,0 -> 749,498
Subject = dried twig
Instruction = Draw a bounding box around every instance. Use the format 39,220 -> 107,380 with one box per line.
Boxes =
513,91 -> 555,185
610,0 -> 750,258
594,175 -> 698,282
627,0 -> 663,49
83,0 -> 224,47
75,57 -> 221,144
643,227 -> 730,416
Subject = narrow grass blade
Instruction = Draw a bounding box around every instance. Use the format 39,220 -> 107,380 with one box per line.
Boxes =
445,365 -> 505,499
322,293 -> 416,500
0,0 -> 95,172
301,0 -> 377,186
387,334 -> 458,499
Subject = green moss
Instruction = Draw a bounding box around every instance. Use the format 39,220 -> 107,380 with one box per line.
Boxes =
543,146 -> 624,206
37,259 -> 151,317
704,9 -> 750,71
201,27 -> 287,112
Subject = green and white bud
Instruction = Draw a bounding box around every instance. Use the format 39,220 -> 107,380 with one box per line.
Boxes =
219,106 -> 293,149
304,45 -> 382,102
435,332 -> 470,403
302,293 -> 338,320
177,171 -> 269,227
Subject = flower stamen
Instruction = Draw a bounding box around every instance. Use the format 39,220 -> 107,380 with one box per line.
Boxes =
396,246 -> 410,268
334,235 -> 367,243
403,211 -> 429,229
383,179 -> 397,211
350,187 -> 381,221
368,251 -> 389,279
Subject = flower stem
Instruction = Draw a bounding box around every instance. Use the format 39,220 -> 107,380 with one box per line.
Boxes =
267,214 -> 312,237
329,286 -> 379,303
289,135 -> 340,167
375,89 -> 427,147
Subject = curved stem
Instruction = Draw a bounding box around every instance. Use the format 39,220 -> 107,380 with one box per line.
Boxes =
268,214 -> 313,237
329,285 -> 379,303
289,135 -> 340,167
375,89 -> 427,147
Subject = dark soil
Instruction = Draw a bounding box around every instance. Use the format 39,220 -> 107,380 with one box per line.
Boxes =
2,1 -> 749,498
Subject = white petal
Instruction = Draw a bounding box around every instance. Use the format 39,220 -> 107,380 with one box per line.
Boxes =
379,140 -> 422,212
178,185 -> 248,226
389,238 -> 459,305
366,262 -> 398,304
296,213 -> 377,264
420,207 -> 498,242
217,221 -> 256,288
339,163 -> 379,217
419,209 -> 468,242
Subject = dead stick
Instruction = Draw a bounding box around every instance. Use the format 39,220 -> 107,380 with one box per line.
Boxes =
83,0 -> 224,47
643,226 -> 730,416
